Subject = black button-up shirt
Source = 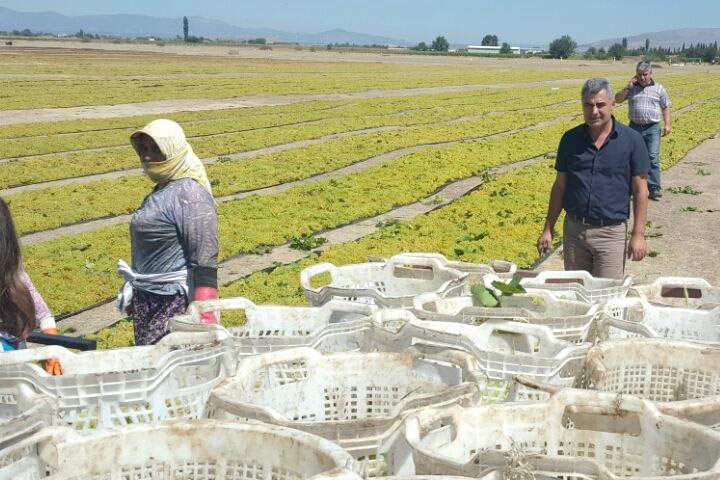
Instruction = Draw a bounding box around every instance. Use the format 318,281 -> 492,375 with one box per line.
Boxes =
555,118 -> 650,221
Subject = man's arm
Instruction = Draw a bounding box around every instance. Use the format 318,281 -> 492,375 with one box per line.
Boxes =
627,175 -> 648,261
615,77 -> 637,103
537,172 -> 567,254
662,107 -> 671,136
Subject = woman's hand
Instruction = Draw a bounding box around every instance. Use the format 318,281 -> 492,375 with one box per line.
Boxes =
41,327 -> 64,375
194,287 -> 219,324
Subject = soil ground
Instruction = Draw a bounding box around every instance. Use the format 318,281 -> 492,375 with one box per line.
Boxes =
0,38 -> 683,68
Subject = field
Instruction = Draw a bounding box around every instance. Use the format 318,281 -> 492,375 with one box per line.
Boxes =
3,42 -> 720,348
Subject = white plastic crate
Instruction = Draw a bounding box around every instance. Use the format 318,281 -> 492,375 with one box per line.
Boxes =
578,338 -> 720,429
300,253 -> 468,307
399,318 -> 590,401
630,277 -> 720,308
0,403 -> 51,480
404,389 -> 720,479
209,346 -> 487,476
384,253 -> 517,282
482,270 -> 633,303
0,330 -> 235,432
411,291 -> 601,344
172,297 -> 376,355
0,420 -> 362,480
599,298 -> 720,342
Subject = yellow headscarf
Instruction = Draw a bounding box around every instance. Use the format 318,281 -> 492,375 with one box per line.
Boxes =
134,119 -> 213,195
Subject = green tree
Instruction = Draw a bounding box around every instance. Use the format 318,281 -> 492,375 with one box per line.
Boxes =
413,41 -> 428,51
583,46 -> 597,59
183,16 -> 189,42
481,34 -> 498,46
431,35 -> 449,52
645,38 -> 650,53
622,37 -> 628,49
548,35 -> 576,58
608,42 -> 625,59
499,42 -> 512,54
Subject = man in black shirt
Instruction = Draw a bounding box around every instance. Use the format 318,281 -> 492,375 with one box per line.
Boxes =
537,78 -> 651,279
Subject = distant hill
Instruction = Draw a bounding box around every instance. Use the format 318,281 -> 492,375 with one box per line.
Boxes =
582,28 -> 720,50
0,7 -> 413,46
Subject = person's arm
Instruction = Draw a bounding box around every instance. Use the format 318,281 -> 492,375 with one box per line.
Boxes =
19,271 -> 63,375
627,175 -> 648,261
615,77 -> 637,103
662,107 -> 671,136
177,184 -> 220,324
538,172 -> 567,254
660,86 -> 671,136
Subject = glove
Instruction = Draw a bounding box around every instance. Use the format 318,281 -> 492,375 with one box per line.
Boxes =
193,287 -> 219,325
41,327 -> 64,376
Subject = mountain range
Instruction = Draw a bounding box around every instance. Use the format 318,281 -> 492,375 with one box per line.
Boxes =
0,7 -> 413,46
581,28 -> 720,50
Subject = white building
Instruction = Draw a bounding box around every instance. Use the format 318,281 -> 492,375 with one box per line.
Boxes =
467,45 -> 520,55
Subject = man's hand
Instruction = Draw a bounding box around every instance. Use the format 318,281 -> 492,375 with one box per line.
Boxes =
662,124 -> 671,136
627,233 -> 647,261
537,229 -> 553,255
627,76 -> 638,89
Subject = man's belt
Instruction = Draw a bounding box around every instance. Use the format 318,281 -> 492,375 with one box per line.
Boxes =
630,121 -> 659,128
567,214 -> 625,227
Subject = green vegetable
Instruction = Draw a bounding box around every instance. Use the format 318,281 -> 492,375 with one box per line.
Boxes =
491,277 -> 526,295
471,283 -> 499,307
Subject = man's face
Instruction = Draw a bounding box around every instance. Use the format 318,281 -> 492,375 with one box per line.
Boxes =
582,89 -> 614,129
636,68 -> 652,86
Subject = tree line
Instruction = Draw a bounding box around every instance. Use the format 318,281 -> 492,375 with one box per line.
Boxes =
552,34 -> 719,63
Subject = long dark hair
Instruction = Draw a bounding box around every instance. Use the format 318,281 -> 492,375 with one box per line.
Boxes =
0,198 -> 35,338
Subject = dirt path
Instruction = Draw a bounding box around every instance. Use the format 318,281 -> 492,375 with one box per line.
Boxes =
0,78 -> 600,126
58,153 -> 550,334
21,114 -> 576,245
538,131 -> 720,284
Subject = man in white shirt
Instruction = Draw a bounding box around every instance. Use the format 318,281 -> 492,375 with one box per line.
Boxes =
615,60 -> 671,201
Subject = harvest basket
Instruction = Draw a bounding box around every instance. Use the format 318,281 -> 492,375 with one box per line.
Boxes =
300,254 -> 468,307
0,330 -> 235,432
629,276 -> 720,308
598,298 -> 720,342
172,297 -> 376,355
483,270 -> 632,303
0,420 -> 362,480
526,339 -> 720,430
209,346 -> 485,476
403,318 -> 590,401
404,389 -> 720,479
382,253 -> 517,282
411,291 -> 601,343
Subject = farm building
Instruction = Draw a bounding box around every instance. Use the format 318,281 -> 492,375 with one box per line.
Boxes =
467,45 -> 521,55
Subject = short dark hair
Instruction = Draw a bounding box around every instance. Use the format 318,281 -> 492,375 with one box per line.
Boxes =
581,77 -> 614,101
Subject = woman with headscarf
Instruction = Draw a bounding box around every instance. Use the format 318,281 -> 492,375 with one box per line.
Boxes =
118,119 -> 219,346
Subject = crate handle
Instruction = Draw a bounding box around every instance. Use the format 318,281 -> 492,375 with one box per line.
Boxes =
236,347 -> 320,377
300,263 -> 337,292
656,394 -> 720,418
388,253 -> 450,273
187,297 -> 258,315
597,315 -> 655,338
322,299 -> 376,316
0,345 -> 69,366
513,375 -> 561,394
411,292 -> 443,312
157,329 -> 232,347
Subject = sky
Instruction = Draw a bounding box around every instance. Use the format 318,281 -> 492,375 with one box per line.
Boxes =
2,0 -> 719,45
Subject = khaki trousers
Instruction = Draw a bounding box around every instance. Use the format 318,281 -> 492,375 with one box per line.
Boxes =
562,217 -> 627,279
